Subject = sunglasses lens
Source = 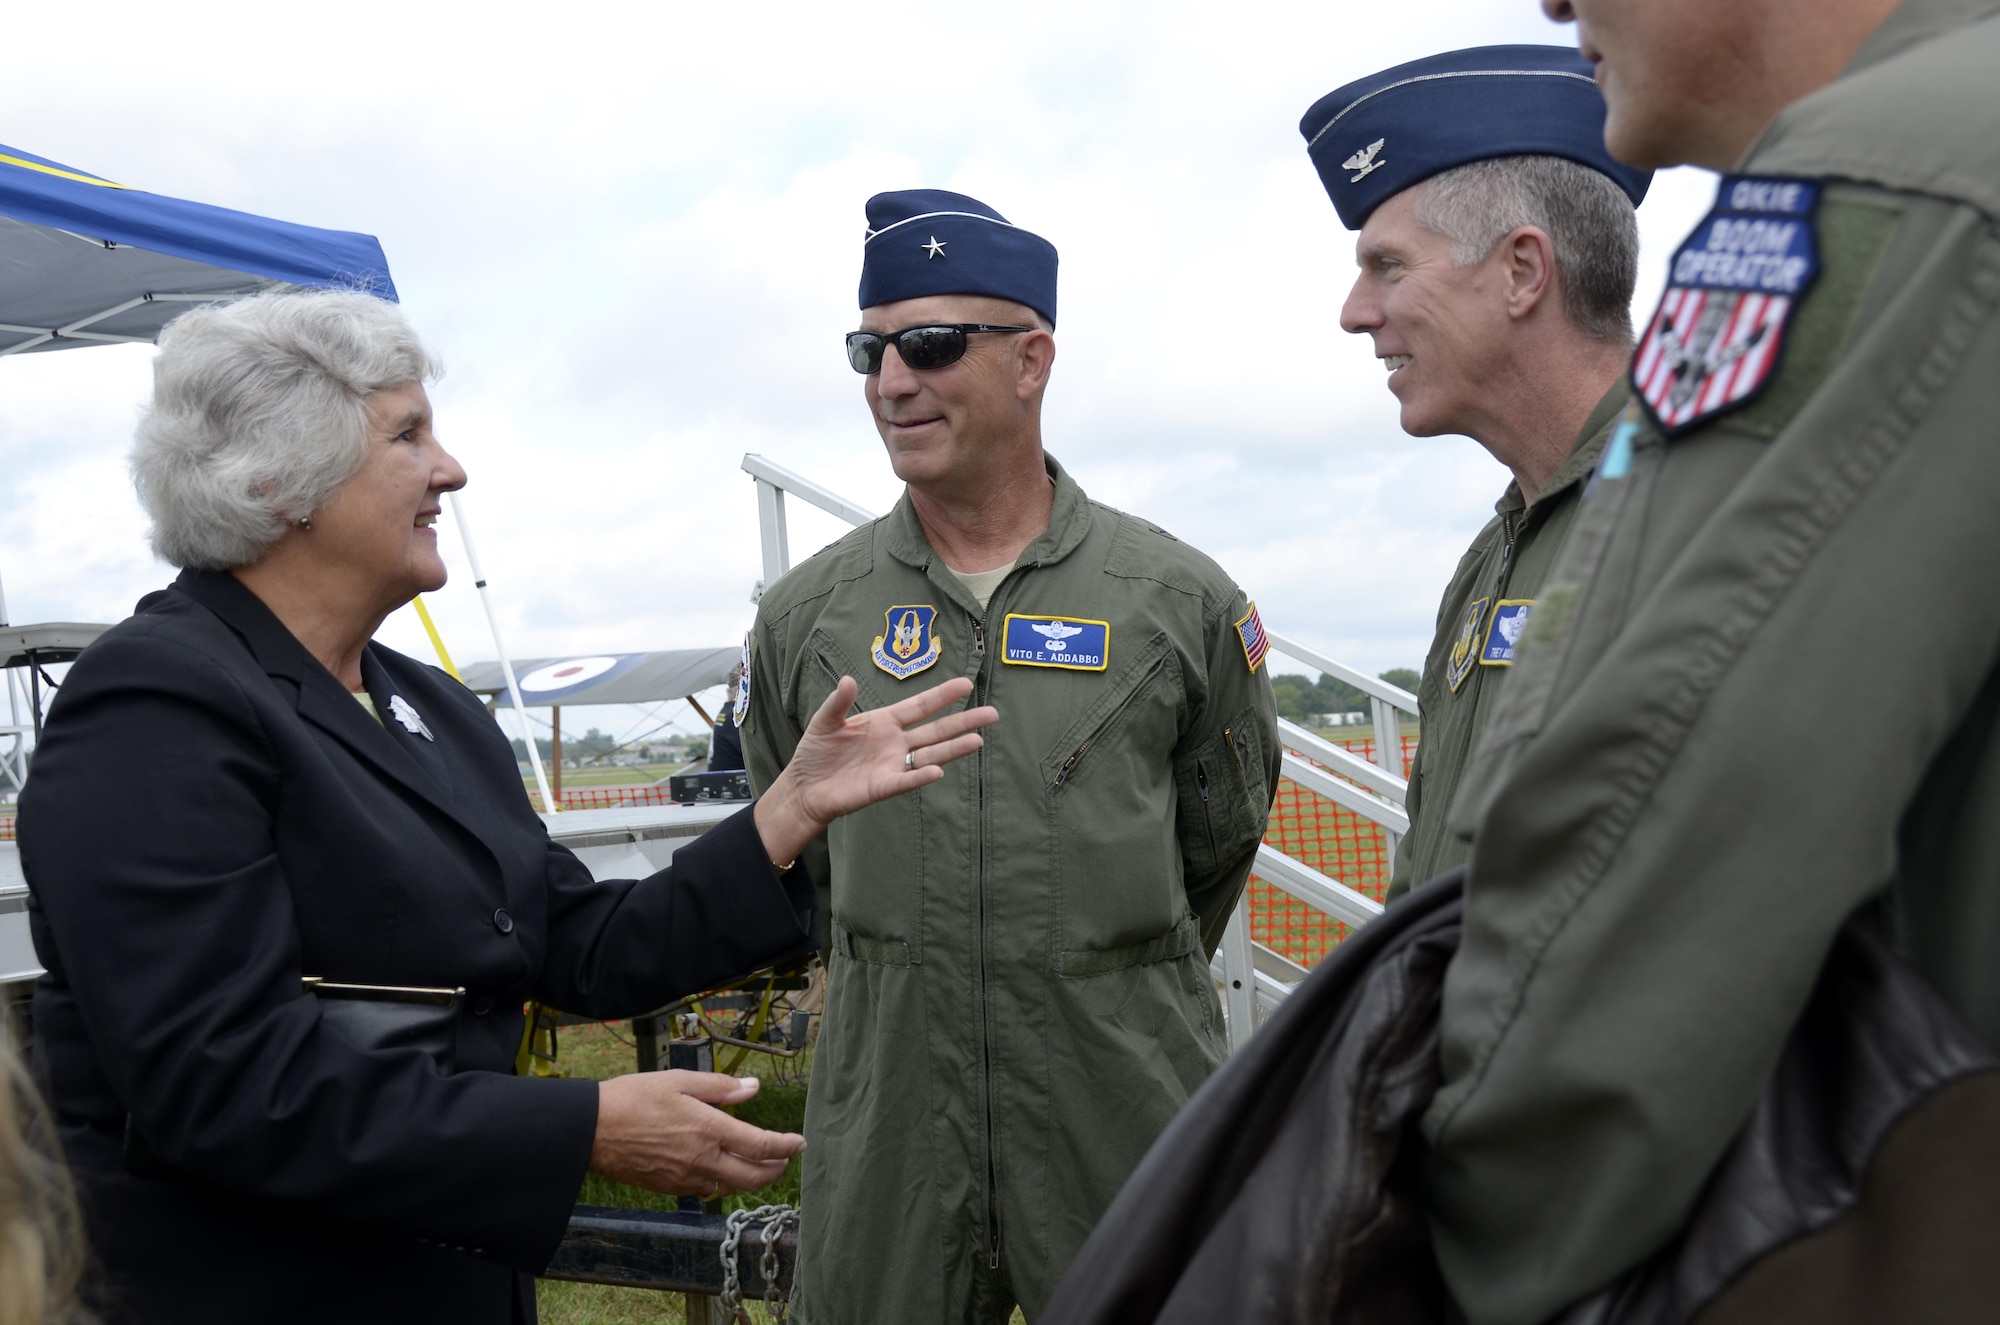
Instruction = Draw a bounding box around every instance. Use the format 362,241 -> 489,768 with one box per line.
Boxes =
845,333 -> 885,374
896,326 -> 968,370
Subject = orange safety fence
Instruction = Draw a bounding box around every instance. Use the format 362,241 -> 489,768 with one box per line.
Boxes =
0,815 -> 11,842
1248,731 -> 1418,970
528,783 -> 683,813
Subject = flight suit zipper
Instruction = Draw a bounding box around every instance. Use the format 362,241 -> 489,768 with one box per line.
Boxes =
1052,653 -> 1171,787
970,614 -> 1001,1271
1196,760 -> 1219,861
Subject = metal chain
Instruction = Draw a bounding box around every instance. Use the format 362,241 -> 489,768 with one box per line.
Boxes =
719,1203 -> 798,1322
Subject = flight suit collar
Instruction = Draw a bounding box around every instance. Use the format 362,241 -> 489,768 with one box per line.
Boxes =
1493,378 -> 1631,522
880,451 -> 1094,573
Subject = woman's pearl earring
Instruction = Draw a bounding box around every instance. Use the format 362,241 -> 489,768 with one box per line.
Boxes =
298,514 -> 312,531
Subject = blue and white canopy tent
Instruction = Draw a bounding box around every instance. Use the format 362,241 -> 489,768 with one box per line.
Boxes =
0,143 -> 556,810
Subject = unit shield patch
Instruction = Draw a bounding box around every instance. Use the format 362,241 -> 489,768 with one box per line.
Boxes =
1479,600 -> 1533,666
872,605 -> 942,680
1446,596 -> 1490,693
1002,614 -> 1109,671
1634,175 -> 1822,436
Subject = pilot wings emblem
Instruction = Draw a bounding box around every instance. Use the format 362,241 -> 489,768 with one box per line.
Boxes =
1031,620 -> 1083,653
1343,138 -> 1386,183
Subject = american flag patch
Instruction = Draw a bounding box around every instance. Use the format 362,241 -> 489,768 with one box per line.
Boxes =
1635,175 -> 1821,437
1234,602 -> 1269,673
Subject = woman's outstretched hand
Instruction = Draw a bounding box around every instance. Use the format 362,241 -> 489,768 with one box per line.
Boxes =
753,675 -> 997,868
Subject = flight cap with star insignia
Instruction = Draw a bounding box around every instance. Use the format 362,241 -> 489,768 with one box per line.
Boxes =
1298,45 -> 1652,231
859,188 -> 1058,326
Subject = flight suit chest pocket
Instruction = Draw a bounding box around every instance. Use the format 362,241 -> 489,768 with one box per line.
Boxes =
1042,633 -> 1188,960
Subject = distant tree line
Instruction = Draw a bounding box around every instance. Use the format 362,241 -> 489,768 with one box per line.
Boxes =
1269,668 -> 1419,725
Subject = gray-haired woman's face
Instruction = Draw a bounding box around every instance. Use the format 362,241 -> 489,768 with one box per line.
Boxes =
306,382 -> 467,605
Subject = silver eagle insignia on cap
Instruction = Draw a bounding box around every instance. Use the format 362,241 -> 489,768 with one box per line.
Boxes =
1344,138 -> 1387,183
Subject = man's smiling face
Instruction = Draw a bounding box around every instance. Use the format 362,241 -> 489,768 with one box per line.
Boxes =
859,293 -> 1039,489
1339,187 -> 1514,439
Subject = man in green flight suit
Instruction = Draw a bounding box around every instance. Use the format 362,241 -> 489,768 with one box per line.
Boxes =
1298,47 -> 1654,898
1422,0 -> 2000,1319
742,188 -> 1279,1323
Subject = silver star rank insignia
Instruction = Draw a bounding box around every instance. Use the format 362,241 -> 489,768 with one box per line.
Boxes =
923,236 -> 946,259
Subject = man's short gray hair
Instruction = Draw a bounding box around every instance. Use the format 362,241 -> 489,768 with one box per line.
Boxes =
132,289 -> 441,570
1412,155 -> 1639,344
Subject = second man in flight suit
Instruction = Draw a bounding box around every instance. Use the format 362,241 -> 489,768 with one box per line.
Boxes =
1299,46 -> 1652,895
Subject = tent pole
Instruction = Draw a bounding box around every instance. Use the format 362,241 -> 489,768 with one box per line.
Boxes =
552,706 -> 563,808
447,492 -> 557,812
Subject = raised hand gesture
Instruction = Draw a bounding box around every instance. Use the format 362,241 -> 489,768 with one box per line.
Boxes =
753,675 -> 997,867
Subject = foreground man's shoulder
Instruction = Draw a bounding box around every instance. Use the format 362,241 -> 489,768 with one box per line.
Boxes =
754,519 -> 884,623
1750,7 -> 2000,213
1094,501 -> 1244,611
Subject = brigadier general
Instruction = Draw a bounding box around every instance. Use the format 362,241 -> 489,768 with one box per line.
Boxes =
743,189 -> 1280,1323
1298,47 -> 1651,897
1421,0 -> 2000,1319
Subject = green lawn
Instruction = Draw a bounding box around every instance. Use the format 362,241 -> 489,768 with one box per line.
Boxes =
536,1022 -> 806,1325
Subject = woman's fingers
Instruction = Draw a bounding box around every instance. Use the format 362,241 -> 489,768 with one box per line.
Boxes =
901,704 -> 999,748
904,731 -> 988,773
880,674 -> 975,725
803,674 -> 861,734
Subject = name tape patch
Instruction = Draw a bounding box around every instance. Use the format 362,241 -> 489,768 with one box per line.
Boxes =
1479,599 -> 1533,666
1002,614 -> 1110,671
872,604 -> 942,680
1634,175 -> 1822,437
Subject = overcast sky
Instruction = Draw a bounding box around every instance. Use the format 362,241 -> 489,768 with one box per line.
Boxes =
0,0 -> 1718,745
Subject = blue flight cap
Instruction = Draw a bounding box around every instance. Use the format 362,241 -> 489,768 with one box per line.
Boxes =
1299,46 -> 1652,230
859,189 -> 1058,327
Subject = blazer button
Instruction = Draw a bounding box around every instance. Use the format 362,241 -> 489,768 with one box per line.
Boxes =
492,908 -> 514,935
472,995 -> 495,1017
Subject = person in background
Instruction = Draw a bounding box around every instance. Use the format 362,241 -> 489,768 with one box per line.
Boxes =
0,1024 -> 85,1325
1298,46 -> 1651,898
743,189 -> 1279,1322
706,663 -> 745,773
21,289 -> 996,1324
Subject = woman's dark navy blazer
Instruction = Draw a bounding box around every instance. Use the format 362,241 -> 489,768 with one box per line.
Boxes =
19,569 -> 817,1323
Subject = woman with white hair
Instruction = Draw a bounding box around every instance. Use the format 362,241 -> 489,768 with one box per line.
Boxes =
17,288 -> 995,1323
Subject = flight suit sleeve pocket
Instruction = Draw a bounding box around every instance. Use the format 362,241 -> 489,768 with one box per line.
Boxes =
1174,703 -> 1269,876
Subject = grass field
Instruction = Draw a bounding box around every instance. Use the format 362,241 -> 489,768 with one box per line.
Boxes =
536,1021 -> 806,1325
536,1023 -> 1026,1325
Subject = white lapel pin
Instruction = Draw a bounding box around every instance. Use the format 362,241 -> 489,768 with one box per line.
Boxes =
388,694 -> 434,741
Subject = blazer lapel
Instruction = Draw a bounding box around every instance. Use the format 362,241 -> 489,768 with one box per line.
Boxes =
171,570 -> 474,837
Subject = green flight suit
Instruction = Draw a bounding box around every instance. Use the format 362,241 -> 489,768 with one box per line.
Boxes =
743,455 -> 1279,1323
1388,381 -> 1627,899
1421,2 -> 2000,1320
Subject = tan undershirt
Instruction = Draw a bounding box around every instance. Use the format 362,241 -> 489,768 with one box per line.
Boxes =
353,691 -> 383,725
944,560 -> 1017,612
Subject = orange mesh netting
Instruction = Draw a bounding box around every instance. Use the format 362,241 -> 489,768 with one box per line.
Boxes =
1249,731 -> 1418,970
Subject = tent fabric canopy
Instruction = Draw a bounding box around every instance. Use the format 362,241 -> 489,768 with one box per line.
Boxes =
459,648 -> 739,709
0,144 -> 395,356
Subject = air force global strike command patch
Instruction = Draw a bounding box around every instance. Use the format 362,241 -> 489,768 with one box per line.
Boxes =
1635,176 -> 1822,436
1002,614 -> 1109,671
872,605 -> 942,680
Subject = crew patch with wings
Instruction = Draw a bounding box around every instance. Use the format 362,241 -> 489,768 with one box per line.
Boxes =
1634,175 -> 1822,437
1002,613 -> 1110,672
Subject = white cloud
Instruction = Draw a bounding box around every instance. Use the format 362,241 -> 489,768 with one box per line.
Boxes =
0,0 -> 1722,731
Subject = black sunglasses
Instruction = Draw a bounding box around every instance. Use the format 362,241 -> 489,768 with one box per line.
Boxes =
844,323 -> 1034,375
